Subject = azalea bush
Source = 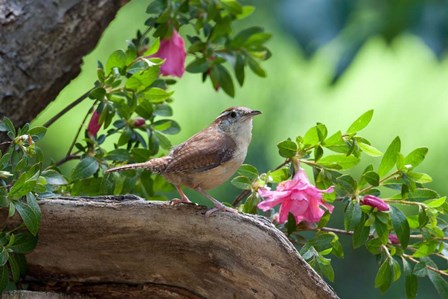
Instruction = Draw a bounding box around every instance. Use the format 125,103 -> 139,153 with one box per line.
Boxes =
0,0 -> 447,298
231,110 -> 448,298
0,0 -> 270,292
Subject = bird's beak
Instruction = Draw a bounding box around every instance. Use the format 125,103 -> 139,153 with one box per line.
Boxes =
249,110 -> 262,117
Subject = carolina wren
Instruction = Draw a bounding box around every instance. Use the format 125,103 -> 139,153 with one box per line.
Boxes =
106,106 -> 261,215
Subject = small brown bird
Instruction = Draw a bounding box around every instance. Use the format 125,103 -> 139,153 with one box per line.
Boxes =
106,106 -> 261,215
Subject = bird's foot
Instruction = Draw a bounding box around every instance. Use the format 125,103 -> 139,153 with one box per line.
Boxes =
205,205 -> 238,217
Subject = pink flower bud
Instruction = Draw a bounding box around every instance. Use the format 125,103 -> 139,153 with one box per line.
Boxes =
150,29 -> 186,77
362,195 -> 389,212
388,234 -> 400,244
131,117 -> 146,128
87,111 -> 101,138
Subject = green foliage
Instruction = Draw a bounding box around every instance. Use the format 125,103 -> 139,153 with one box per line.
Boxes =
146,0 -> 271,97
0,119 -> 57,292
235,109 -> 448,298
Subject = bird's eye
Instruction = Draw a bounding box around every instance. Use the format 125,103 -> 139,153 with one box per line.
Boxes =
230,111 -> 237,118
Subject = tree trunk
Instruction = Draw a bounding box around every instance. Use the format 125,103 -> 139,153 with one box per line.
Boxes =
0,0 -> 128,127
2,196 -> 339,299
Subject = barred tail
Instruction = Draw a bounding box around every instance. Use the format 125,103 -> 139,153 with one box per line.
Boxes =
105,158 -> 168,174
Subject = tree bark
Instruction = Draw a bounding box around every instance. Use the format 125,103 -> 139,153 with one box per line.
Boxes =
2,196 -> 339,299
0,0 -> 128,127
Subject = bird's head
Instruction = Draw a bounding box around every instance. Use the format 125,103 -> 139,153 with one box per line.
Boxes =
214,106 -> 261,137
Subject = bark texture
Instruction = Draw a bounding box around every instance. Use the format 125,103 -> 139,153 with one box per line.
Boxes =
0,0 -> 128,127
2,196 -> 339,299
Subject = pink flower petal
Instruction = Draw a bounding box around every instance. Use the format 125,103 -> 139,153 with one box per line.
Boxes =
362,195 -> 389,211
257,166 -> 335,224
87,111 -> 101,138
150,29 -> 186,78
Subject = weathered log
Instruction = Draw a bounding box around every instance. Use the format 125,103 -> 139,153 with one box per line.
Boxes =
0,0 -> 128,127
3,196 -> 339,298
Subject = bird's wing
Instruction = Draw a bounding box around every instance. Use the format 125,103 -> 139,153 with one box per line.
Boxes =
165,128 -> 236,174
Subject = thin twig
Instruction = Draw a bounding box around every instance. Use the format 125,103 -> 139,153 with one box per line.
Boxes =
43,88 -> 94,128
409,234 -> 448,241
65,102 -> 96,158
403,254 -> 448,277
54,154 -> 81,167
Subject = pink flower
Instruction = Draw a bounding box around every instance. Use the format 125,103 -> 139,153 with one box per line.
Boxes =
150,29 -> 186,77
257,167 -> 334,224
388,234 -> 400,244
87,111 -> 101,138
361,195 -> 389,211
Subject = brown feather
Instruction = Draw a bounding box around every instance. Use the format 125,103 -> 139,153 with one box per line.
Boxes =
164,127 -> 236,174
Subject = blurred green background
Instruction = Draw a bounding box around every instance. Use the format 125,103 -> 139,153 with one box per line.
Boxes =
33,0 -> 448,298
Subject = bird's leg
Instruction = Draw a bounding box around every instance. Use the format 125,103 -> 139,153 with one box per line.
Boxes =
170,185 -> 193,205
195,187 -> 237,217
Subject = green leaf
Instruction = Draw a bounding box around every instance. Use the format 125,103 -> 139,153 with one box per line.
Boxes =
143,37 -> 160,56
363,171 -> 380,186
106,50 -> 127,74
28,126 -> 47,141
402,258 -> 418,299
41,170 -> 68,186
303,124 -> 327,147
212,65 -> 235,97
71,177 -> 102,196
8,254 -> 20,282
153,119 -> 180,135
353,214 -> 370,248
245,32 -> 272,47
247,55 -> 266,77
268,168 -> 290,183
390,206 -> 410,249
126,67 -> 160,91
154,131 -> 171,150
317,210 -> 331,229
142,88 -> 174,103
222,0 -> 243,14
0,266 -> 8,292
378,137 -> 401,177
14,201 -> 40,236
358,142 -> 383,157
277,139 -> 297,158
234,54 -> 245,86
8,167 -> 41,200
241,193 -> 259,214
345,200 -> 362,231
318,154 -> 360,170
375,258 -> 392,291
0,247 -> 8,266
413,261 -> 428,277
407,172 -> 432,184
0,118 -> 16,138
231,27 -> 263,48
404,147 -> 428,169
391,258 -> 401,282
425,258 -> 448,298
285,213 -> 297,235
317,255 -> 334,282
186,58 -> 209,73
231,176 -> 252,190
105,149 -> 131,162
8,232 -> 37,254
237,164 -> 258,180
71,157 -> 99,181
336,175 -> 357,194
424,196 -> 446,208
347,110 -> 374,134
412,241 -> 438,258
